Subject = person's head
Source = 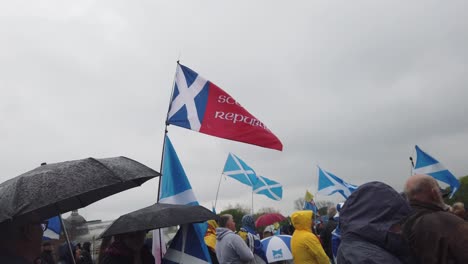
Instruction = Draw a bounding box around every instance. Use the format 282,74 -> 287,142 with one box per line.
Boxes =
114,231 -> 147,252
405,174 -> 445,207
263,225 -> 274,238
241,214 -> 256,231
291,210 -> 314,233
219,214 -> 236,231
58,241 -> 80,263
0,219 -> 47,262
42,241 -> 53,252
82,241 -> 91,252
327,207 -> 337,219
452,202 -> 466,219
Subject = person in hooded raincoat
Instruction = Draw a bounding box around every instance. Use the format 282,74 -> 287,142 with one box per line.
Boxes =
337,181 -> 413,264
290,210 -> 329,264
205,220 -> 219,264
238,215 -> 267,264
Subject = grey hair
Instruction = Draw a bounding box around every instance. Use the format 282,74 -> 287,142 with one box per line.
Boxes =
218,214 -> 233,228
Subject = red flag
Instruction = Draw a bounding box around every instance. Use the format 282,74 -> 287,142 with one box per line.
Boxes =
167,63 -> 283,151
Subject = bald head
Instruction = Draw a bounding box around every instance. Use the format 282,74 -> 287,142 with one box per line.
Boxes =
405,174 -> 444,206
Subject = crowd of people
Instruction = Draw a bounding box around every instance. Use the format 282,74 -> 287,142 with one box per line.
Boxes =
1,174 -> 467,264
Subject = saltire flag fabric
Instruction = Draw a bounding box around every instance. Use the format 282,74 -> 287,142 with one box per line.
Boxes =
167,63 -> 283,151
303,190 -> 318,216
413,145 -> 460,198
163,224 -> 210,264
317,166 -> 358,199
222,153 -> 258,187
153,135 -> 211,264
253,175 -> 283,201
42,216 -> 61,240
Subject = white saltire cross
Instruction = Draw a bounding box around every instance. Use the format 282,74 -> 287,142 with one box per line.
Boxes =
223,153 -> 258,186
318,167 -> 353,199
168,64 -> 208,131
253,176 -> 282,200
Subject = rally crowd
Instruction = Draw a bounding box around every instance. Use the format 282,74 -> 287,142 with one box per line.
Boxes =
1,174 -> 467,264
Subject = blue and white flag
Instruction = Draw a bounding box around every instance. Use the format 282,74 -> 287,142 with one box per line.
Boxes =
253,176 -> 283,201
163,224 -> 210,264
43,216 -> 61,240
413,145 -> 460,198
222,153 -> 258,187
153,135 -> 211,264
317,166 -> 358,199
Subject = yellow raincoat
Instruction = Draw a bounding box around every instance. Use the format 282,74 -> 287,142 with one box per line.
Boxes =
204,220 -> 218,251
291,210 -> 329,264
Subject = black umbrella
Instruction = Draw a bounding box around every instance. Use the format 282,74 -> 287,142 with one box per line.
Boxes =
99,203 -> 218,238
0,156 -> 160,225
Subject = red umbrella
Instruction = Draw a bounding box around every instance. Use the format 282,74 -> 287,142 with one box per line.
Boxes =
255,213 -> 286,227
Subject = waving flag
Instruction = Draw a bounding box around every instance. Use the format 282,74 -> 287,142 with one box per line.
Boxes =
303,190 -> 318,215
317,166 -> 358,199
222,153 -> 258,187
167,63 -> 283,151
43,216 -> 61,240
153,135 -> 211,264
163,224 -> 210,264
413,145 -> 460,198
253,176 -> 283,201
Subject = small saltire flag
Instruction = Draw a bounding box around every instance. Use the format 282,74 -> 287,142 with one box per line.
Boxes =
163,224 -> 210,264
167,63 -> 283,151
317,166 -> 358,199
43,216 -> 61,240
413,145 -> 460,198
153,135 -> 211,264
222,153 -> 258,187
253,176 -> 283,201
303,190 -> 318,216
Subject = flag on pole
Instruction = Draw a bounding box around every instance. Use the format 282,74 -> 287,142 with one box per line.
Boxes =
222,153 -> 258,187
162,224 -> 210,264
303,190 -> 318,216
153,135 -> 211,264
42,216 -> 61,240
167,63 -> 283,151
413,145 -> 460,198
317,166 -> 358,199
253,176 -> 283,201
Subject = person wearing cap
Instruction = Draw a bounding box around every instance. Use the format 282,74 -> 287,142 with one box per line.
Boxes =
290,210 -> 329,264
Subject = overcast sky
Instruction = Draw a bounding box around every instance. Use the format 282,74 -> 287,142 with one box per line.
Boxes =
1,1 -> 467,221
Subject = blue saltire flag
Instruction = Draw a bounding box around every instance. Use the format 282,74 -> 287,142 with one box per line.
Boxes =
317,166 -> 358,199
222,153 -> 258,187
253,176 -> 283,201
163,224 -> 210,264
42,216 -> 61,240
154,135 -> 211,264
413,145 -> 460,198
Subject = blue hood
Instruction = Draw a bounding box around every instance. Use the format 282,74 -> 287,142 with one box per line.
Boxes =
340,181 -> 411,249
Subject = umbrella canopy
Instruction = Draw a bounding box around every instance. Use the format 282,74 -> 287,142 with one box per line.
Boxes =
261,235 -> 293,263
99,203 -> 217,238
255,213 -> 286,227
0,157 -> 160,225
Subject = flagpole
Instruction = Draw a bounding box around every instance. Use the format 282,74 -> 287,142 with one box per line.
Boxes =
59,214 -> 77,264
213,173 -> 224,211
155,61 -> 179,262
409,156 -> 414,176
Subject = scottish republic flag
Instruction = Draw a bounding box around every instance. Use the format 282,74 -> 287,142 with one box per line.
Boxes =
253,176 -> 283,201
163,224 -> 210,264
167,63 -> 283,151
222,153 -> 258,187
413,145 -> 460,198
153,135 -> 211,264
317,166 -> 358,199
42,216 -> 61,240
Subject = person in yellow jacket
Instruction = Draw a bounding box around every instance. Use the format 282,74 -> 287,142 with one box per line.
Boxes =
291,210 -> 329,264
204,219 -> 219,264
